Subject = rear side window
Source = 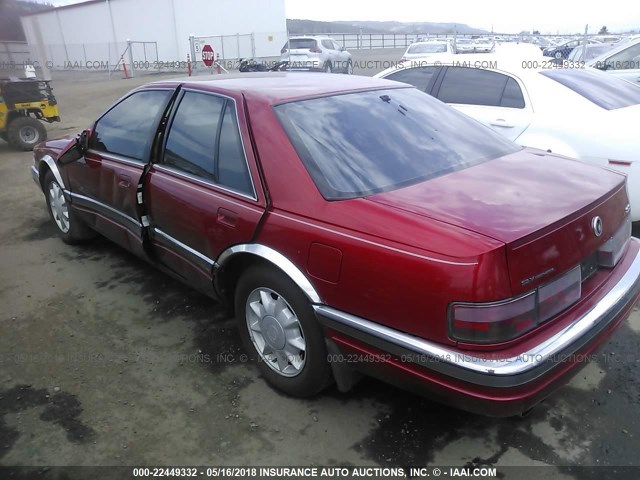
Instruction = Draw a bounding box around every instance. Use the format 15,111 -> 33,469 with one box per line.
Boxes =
275,87 -> 520,200
92,90 -> 172,161
437,67 -> 508,107
163,91 -> 225,180
384,66 -> 439,92
321,40 -> 334,50
217,103 -> 253,194
501,77 -> 526,108
163,91 -> 253,196
540,68 -> 640,110
289,39 -> 317,50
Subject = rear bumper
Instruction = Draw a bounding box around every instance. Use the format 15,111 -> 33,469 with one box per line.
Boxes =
315,238 -> 640,416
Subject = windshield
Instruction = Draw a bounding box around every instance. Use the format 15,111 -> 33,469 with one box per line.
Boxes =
275,88 -> 521,200
408,43 -> 447,54
540,68 -> 640,110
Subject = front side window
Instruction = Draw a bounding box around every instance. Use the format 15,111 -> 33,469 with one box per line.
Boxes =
275,87 -> 520,200
92,90 -> 172,161
437,67 -> 508,107
603,43 -> 640,70
163,91 -> 253,196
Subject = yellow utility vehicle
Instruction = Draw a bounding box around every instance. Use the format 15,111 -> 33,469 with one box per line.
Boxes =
0,78 -> 60,150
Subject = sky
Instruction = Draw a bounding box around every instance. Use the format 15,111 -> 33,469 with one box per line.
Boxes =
32,0 -> 640,34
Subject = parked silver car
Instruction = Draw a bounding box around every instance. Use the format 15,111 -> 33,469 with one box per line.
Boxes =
281,36 -> 353,73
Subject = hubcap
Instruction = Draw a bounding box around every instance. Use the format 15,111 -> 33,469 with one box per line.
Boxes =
245,288 -> 306,377
20,126 -> 39,144
48,181 -> 70,233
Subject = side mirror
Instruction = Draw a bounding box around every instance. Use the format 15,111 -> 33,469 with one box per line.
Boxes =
341,46 -> 346,52
58,129 -> 90,164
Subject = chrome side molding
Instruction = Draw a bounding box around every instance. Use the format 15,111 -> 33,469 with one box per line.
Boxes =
40,155 -> 66,189
315,239 -> 640,378
217,244 -> 321,303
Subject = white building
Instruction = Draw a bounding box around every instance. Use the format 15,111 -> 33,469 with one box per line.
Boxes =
20,0 -> 287,71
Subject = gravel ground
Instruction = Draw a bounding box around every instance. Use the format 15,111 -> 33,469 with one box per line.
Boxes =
0,49 -> 639,480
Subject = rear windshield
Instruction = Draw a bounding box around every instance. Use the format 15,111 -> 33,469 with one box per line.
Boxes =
408,43 -> 447,54
288,39 -> 317,50
275,87 -> 521,200
540,68 -> 640,110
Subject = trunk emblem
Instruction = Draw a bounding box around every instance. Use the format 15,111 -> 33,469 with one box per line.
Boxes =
592,216 -> 603,237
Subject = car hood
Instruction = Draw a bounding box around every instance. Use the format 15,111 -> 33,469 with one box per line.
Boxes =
35,136 -> 75,155
366,148 -> 625,244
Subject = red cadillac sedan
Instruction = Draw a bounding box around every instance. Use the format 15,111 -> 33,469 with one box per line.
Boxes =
30,73 -> 640,416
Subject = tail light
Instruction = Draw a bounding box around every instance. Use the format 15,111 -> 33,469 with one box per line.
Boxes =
281,48 -> 288,54
450,213 -> 631,344
449,265 -> 582,344
310,46 -> 322,53
400,57 -> 407,62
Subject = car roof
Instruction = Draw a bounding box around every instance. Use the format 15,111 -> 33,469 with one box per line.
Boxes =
150,72 -> 405,104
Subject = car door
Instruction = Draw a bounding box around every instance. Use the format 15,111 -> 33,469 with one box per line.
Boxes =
433,67 -> 533,142
144,89 -> 266,296
65,88 -> 174,257
321,39 -> 336,68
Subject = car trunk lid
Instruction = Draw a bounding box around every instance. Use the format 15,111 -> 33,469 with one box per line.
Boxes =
367,149 -> 629,295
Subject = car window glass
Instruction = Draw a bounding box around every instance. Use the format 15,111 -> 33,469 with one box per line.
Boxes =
321,40 -> 334,50
384,67 -> 438,92
289,39 -> 316,50
605,43 -> 640,70
437,68 -> 508,106
163,91 -> 225,180
540,68 -> 640,110
500,77 -> 526,108
332,41 -> 342,51
92,90 -> 171,161
217,103 -> 253,195
276,87 -> 520,200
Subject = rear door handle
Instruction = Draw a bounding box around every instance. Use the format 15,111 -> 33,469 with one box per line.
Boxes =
118,174 -> 131,188
216,207 -> 238,228
490,118 -> 515,128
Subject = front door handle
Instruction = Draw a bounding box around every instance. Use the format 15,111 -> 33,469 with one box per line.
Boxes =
118,174 -> 131,188
216,207 -> 238,228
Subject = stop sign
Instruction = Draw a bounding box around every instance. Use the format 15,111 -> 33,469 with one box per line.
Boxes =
202,44 -> 214,67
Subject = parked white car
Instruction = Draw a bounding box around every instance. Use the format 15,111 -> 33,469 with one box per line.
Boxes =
280,36 -> 352,73
401,40 -> 455,61
588,37 -> 640,85
455,38 -> 476,53
473,38 -> 495,53
375,56 -> 640,220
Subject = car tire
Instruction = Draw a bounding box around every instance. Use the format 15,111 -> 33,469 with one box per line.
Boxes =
7,116 -> 47,151
43,170 -> 95,244
234,264 -> 332,397
345,60 -> 353,75
323,62 -> 332,73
